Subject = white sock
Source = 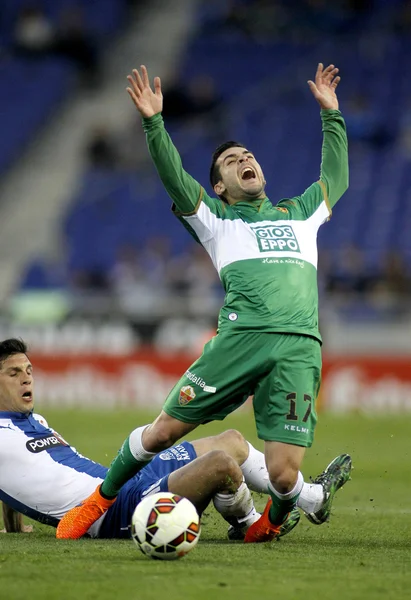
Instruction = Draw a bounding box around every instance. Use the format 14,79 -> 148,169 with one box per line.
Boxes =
240,442 -> 270,493
128,425 -> 157,462
235,506 -> 260,528
213,481 -> 254,520
240,441 -> 324,513
297,482 -> 324,514
268,471 -> 304,501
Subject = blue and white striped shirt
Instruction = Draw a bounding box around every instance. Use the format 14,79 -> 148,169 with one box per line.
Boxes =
0,411 -> 107,528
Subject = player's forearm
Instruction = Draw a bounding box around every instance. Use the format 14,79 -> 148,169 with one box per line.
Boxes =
319,109 -> 349,209
142,114 -> 202,213
2,502 -> 24,533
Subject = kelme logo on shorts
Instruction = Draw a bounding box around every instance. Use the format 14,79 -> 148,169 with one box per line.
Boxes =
179,385 -> 196,406
253,225 -> 300,253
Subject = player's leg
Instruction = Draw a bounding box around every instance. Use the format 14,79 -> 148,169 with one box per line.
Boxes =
200,431 -> 351,526
167,450 -> 250,515
56,412 -> 197,540
95,445 -> 249,539
57,334 -> 259,539
189,429 -> 249,464
189,430 -> 302,540
101,412 -> 197,499
245,334 -> 322,543
109,330 -> 259,503
238,438 -> 350,520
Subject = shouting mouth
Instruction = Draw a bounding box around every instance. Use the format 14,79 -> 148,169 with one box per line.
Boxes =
240,166 -> 256,181
22,391 -> 32,401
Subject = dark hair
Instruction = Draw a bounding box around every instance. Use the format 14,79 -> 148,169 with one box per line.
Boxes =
209,141 -> 246,200
0,339 -> 28,366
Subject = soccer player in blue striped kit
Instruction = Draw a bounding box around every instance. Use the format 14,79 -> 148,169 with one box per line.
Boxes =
0,339 -> 351,540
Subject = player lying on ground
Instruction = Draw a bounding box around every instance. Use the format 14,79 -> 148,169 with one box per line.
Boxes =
57,61 -> 349,542
0,338 -> 351,539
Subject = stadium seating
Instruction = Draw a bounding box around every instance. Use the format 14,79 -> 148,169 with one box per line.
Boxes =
0,0 -> 127,175
0,0 -> 126,44
15,2 -> 411,288
0,57 -> 74,174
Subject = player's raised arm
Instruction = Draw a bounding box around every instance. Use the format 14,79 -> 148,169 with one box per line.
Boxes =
126,66 -> 203,214
307,63 -> 349,213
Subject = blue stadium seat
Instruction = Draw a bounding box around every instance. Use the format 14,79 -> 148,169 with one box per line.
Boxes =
18,1 -> 411,289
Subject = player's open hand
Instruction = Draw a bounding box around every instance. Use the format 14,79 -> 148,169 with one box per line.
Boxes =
126,65 -> 163,118
308,63 -> 340,110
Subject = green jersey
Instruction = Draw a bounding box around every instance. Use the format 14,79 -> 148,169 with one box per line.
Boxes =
142,109 -> 348,342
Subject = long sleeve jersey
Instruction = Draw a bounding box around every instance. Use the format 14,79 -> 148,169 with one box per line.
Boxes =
143,109 -> 348,342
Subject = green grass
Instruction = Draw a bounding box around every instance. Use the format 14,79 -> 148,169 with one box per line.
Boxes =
1,408 -> 411,600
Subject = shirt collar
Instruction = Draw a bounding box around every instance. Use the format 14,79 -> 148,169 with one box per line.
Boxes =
0,410 -> 32,419
231,197 -> 270,211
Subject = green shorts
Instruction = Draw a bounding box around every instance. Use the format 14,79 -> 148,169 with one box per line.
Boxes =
163,332 -> 321,447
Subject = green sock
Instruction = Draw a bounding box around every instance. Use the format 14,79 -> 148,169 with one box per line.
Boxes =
268,487 -> 301,526
100,437 -> 150,498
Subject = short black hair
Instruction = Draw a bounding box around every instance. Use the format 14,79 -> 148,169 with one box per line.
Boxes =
0,338 -> 28,367
209,141 -> 246,200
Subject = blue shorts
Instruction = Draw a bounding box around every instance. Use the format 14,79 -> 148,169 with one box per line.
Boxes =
97,441 -> 197,539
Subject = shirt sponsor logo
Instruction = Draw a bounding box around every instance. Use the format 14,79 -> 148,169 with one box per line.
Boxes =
179,385 -> 196,406
185,370 -> 216,393
26,434 -> 68,453
253,224 -> 301,253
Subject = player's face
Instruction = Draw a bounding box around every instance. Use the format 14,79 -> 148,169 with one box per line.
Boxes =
214,147 -> 266,203
0,353 -> 34,414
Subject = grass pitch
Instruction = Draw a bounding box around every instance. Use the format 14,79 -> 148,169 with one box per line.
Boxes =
1,408 -> 411,600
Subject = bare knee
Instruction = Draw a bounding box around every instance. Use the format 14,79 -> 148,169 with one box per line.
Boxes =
209,450 -> 242,488
217,429 -> 249,464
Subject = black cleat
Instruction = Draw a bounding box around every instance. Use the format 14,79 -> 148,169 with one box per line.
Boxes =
305,453 -> 352,525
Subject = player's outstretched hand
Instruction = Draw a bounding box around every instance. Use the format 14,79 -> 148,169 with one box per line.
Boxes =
126,65 -> 163,118
308,63 -> 340,110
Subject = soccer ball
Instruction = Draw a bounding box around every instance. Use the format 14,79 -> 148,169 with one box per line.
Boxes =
131,492 -> 201,560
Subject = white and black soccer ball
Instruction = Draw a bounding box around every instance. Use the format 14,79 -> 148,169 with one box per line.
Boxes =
131,492 -> 201,560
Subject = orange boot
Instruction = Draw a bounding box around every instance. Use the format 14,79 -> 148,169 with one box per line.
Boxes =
244,499 -> 282,543
56,485 -> 116,539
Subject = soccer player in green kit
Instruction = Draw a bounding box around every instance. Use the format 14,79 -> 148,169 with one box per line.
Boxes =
57,62 -> 350,543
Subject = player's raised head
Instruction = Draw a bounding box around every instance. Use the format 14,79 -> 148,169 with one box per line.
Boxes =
210,141 -> 266,204
0,338 -> 33,414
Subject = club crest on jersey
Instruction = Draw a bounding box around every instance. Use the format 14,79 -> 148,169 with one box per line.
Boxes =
179,385 -> 196,406
253,224 -> 301,253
